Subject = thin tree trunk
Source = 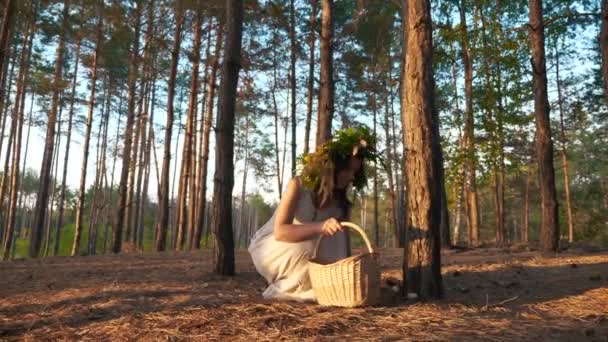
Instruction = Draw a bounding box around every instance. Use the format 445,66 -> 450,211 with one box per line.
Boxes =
0,46 -> 14,161
186,5 -> 203,250
155,2 -> 183,252
601,0 -> 608,108
1,66 -> 23,261
271,34 -> 283,199
170,87 -> 186,249
73,2 -> 102,256
54,37 -> 81,256
194,20 -> 222,251
402,0 -> 443,300
212,0 -> 243,275
193,26 -> 211,250
30,0 -> 70,258
44,102 -> 63,257
1,12 -> 32,260
103,89 -> 124,254
316,0 -> 334,147
304,0 -> 317,154
2,13 -> 33,252
0,0 -> 15,83
458,0 -> 480,247
112,3 -> 142,254
529,0 -> 559,254
523,158 -> 532,243
383,85 -> 397,249
371,87 -> 379,247
125,91 -> 144,244
553,39 -> 574,243
86,109 -> 104,256
13,93 -> 34,258
289,0 -> 297,176
138,80 -> 156,249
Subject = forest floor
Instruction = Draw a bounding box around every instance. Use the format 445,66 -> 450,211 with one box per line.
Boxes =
1,245 -> 608,341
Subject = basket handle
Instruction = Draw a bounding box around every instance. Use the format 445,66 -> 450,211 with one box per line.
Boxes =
312,221 -> 374,259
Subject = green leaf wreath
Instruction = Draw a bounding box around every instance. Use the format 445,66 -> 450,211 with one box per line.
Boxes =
297,125 -> 380,204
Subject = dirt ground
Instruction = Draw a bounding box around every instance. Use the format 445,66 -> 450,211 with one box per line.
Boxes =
1,246 -> 608,341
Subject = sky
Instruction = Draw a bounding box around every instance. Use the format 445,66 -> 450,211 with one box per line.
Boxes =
0,3 -> 602,211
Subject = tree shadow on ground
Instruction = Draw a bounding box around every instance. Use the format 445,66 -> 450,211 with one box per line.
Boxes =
1,250 -> 607,340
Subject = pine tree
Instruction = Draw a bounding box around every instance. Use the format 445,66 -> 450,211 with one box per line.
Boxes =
401,0 -> 443,300
212,0 -> 243,275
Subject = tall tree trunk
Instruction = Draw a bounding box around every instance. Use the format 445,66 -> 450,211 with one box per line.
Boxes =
185,5 -> 203,250
450,45 -> 464,246
523,158 -> 532,243
55,37 -> 81,256
194,25 -> 212,248
170,86 -> 186,248
270,32 -> 283,199
1,66 -> 23,261
553,39 -> 574,243
0,0 -> 15,84
73,1 -> 102,256
2,13 -> 32,260
601,0 -> 608,108
44,103 -> 63,256
104,90 -> 124,253
125,92 -> 144,244
155,2 -> 183,252
371,88 -> 379,247
138,79 -> 156,250
289,0 -> 297,176
458,0 -> 480,247
316,0 -> 334,147
383,84 -> 397,248
529,0 -> 559,254
194,20 -> 222,251
13,93 -> 34,258
30,1 -> 69,258
304,0 -> 317,154
112,3 -> 142,254
0,45 -> 13,160
402,0 -> 443,300
212,0 -> 243,275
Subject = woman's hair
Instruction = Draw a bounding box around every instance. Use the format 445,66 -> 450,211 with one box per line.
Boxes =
297,126 -> 377,217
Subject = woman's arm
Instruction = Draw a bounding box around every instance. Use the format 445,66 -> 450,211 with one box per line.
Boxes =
274,178 -> 343,242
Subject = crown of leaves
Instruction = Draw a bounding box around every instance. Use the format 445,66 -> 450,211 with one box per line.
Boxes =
297,125 -> 379,195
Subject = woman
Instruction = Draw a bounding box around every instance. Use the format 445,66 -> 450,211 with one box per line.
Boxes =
248,127 -> 377,302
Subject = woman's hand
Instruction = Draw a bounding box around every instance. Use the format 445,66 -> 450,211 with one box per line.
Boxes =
319,218 -> 343,237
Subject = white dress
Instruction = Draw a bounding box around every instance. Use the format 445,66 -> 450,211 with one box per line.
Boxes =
248,182 -> 349,302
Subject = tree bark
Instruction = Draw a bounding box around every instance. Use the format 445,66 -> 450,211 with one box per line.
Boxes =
523,158 -> 532,243
401,0 -> 443,300
194,20 -> 222,251
30,0 -> 70,258
2,13 -> 33,260
316,0 -> 334,147
304,0 -> 317,154
155,1 -> 183,252
54,37 -> 81,256
0,0 -> 15,85
73,0 -> 102,256
529,0 -> 559,254
113,2 -> 142,254
212,0 -> 243,275
553,39 -> 574,243
458,0 -> 480,247
271,34 -> 283,198
289,0 -> 297,176
185,5 -> 203,250
601,0 -> 608,108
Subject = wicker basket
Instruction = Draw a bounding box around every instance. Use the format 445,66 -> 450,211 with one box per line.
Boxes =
308,222 -> 381,307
